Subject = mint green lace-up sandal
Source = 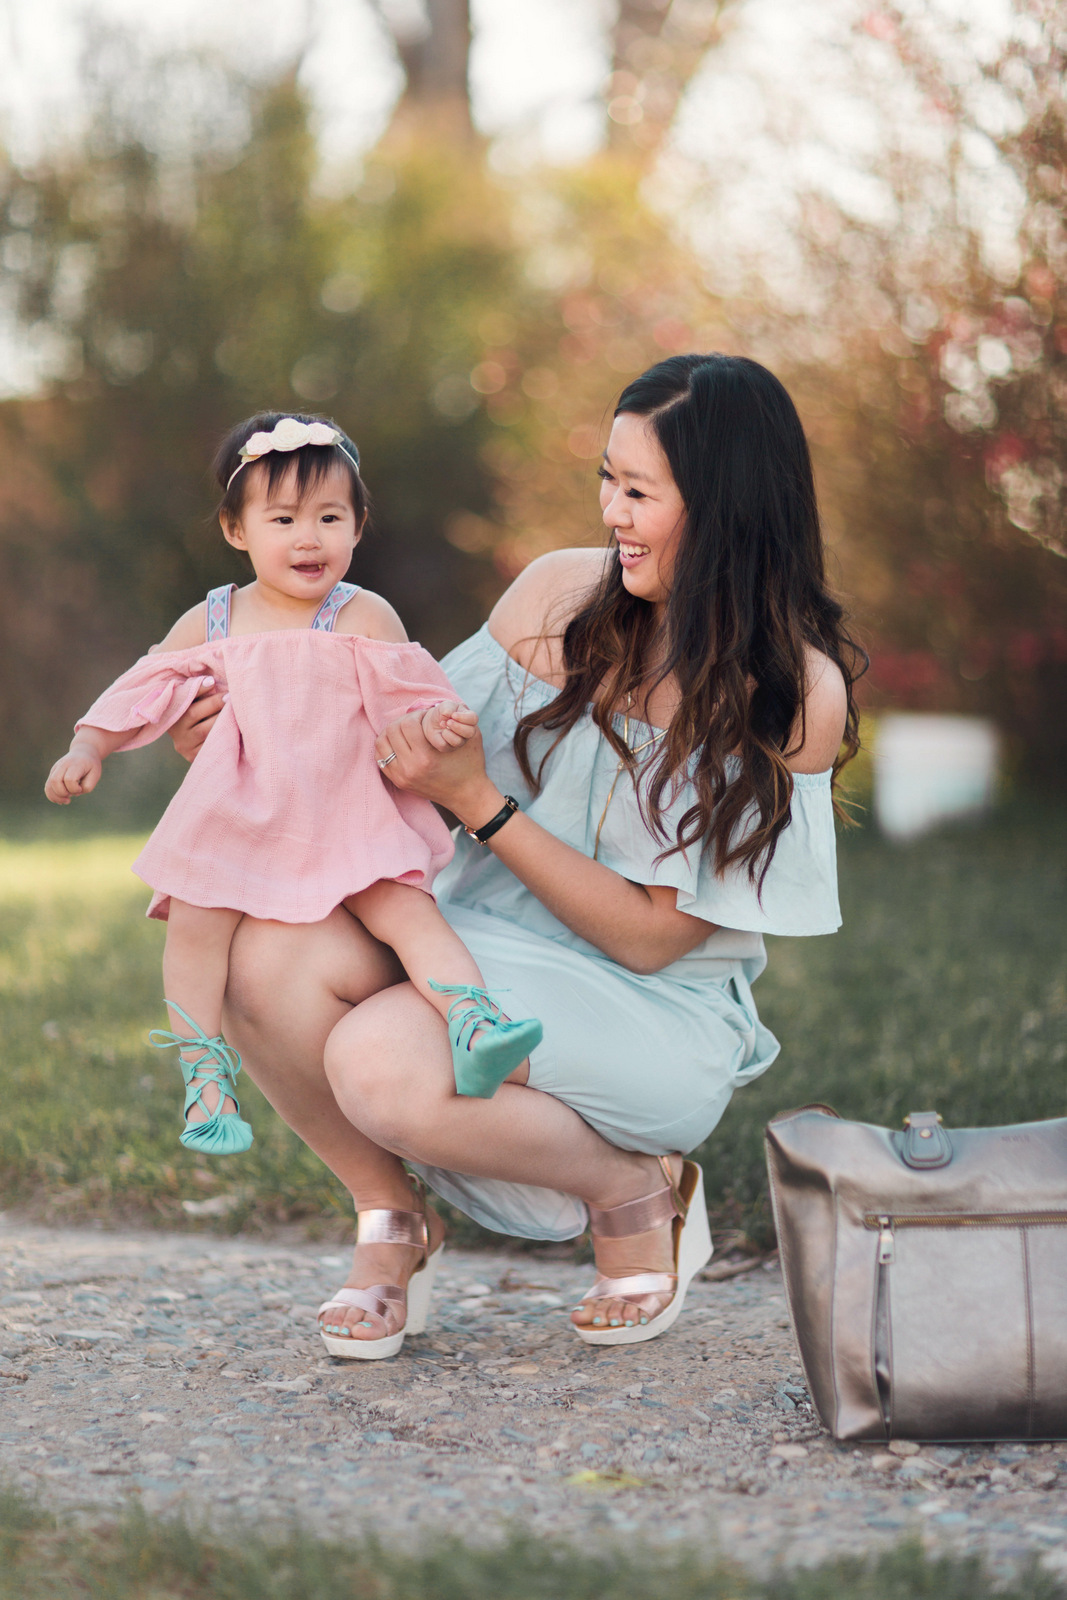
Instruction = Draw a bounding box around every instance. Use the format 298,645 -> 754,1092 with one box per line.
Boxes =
428,980 -> 543,1099
149,1002 -> 254,1155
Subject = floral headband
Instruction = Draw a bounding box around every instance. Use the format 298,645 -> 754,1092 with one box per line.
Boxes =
226,417 -> 361,491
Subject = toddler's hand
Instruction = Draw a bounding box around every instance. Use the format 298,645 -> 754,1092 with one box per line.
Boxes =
45,749 -> 102,805
421,701 -> 479,752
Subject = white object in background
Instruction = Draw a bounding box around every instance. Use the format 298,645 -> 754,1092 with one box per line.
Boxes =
873,714 -> 999,843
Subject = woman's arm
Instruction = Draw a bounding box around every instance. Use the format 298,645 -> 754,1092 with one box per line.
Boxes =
477,805 -> 715,975
376,559 -> 849,972
378,548 -> 710,973
480,655 -> 846,967
374,716 -> 714,975
789,647 -> 848,772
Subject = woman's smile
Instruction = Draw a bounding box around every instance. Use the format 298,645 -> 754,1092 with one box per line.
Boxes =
616,539 -> 651,567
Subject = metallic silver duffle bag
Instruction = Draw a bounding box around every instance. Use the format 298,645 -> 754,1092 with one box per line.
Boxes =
765,1105 -> 1067,1442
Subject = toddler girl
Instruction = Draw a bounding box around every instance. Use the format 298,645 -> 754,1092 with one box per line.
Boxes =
45,413 -> 541,1153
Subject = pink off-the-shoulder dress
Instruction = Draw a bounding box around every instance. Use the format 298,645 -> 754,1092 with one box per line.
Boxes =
76,582 -> 456,922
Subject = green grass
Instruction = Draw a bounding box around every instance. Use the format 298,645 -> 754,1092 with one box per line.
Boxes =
0,835 -> 353,1235
0,1487 -> 1063,1600
1,802 -> 1065,1245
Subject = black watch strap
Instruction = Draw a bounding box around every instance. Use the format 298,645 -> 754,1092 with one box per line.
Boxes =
464,795 -> 520,846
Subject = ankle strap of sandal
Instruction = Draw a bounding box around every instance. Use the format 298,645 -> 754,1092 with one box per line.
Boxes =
356,1208 -> 429,1248
355,1173 -> 430,1255
587,1156 -> 687,1240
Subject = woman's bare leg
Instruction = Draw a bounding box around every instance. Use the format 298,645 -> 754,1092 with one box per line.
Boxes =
227,917 -> 680,1342
224,911 -> 443,1344
323,985 -> 682,1336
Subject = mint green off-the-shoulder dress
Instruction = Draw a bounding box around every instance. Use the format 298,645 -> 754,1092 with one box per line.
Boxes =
409,625 -> 841,1241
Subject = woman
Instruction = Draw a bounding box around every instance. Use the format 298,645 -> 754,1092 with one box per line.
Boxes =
172,353 -> 861,1358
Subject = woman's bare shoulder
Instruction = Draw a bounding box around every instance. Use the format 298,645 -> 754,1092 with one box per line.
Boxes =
786,646 -> 848,773
149,602 -> 207,654
334,589 -> 410,643
487,548 -> 608,677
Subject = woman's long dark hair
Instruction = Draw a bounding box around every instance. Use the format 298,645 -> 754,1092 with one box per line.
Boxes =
513,354 -> 865,886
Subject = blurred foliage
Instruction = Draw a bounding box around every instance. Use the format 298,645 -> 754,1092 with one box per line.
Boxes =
783,0 -> 1067,784
445,157 -> 729,582
0,42 -> 519,798
1,0 -> 1065,807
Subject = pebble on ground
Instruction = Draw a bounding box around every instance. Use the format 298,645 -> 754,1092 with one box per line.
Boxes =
2,1216 -> 1067,1581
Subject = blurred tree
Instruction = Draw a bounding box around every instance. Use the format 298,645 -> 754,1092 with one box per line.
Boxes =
606,0 -> 737,157
0,40 -> 518,798
0,0 -> 749,804
442,159 -> 730,584
777,0 -> 1067,784
370,0 -> 474,142
419,1 -> 738,582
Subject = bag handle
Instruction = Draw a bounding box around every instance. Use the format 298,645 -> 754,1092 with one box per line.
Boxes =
898,1110 -> 953,1169
765,1103 -> 842,1125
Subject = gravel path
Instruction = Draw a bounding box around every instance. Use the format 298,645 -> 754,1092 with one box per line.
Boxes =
3,1214 -> 1067,1579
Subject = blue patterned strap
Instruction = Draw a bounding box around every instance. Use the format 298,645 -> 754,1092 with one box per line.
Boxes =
311,581 -> 360,633
205,584 -> 234,641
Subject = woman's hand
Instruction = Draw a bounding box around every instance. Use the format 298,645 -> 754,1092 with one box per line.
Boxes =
375,711 -> 502,830
169,678 -> 226,763
376,708 -> 714,973
420,701 -> 480,752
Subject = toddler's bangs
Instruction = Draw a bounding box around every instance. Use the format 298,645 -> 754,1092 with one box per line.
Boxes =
253,446 -> 359,508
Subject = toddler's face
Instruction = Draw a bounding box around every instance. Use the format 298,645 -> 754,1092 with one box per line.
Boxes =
223,461 -> 360,602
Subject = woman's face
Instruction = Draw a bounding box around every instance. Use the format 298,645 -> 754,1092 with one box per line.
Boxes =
598,412 -> 687,609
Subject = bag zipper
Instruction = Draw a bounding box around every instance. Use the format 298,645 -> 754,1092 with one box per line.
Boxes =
865,1210 -> 1067,1265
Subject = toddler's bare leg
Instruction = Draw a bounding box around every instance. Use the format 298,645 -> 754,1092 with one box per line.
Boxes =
345,882 -> 539,1095
344,882 -> 482,1016
162,901 -> 243,1120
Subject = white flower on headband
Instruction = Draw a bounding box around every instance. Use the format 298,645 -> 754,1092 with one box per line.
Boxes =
239,418 -> 339,463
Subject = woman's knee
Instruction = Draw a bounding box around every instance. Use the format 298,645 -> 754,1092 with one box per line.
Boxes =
323,996 -> 444,1151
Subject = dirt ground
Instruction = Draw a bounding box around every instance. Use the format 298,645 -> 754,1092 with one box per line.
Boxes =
2,1215 -> 1066,1580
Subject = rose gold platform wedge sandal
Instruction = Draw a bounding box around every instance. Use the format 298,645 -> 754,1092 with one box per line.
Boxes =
318,1178 -> 444,1362
573,1156 -> 712,1347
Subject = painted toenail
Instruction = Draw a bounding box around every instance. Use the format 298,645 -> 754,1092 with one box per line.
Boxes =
592,1317 -> 603,1326
609,1318 -> 620,1326
624,1319 -> 634,1327
360,1321 -> 373,1328
639,1315 -> 648,1325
